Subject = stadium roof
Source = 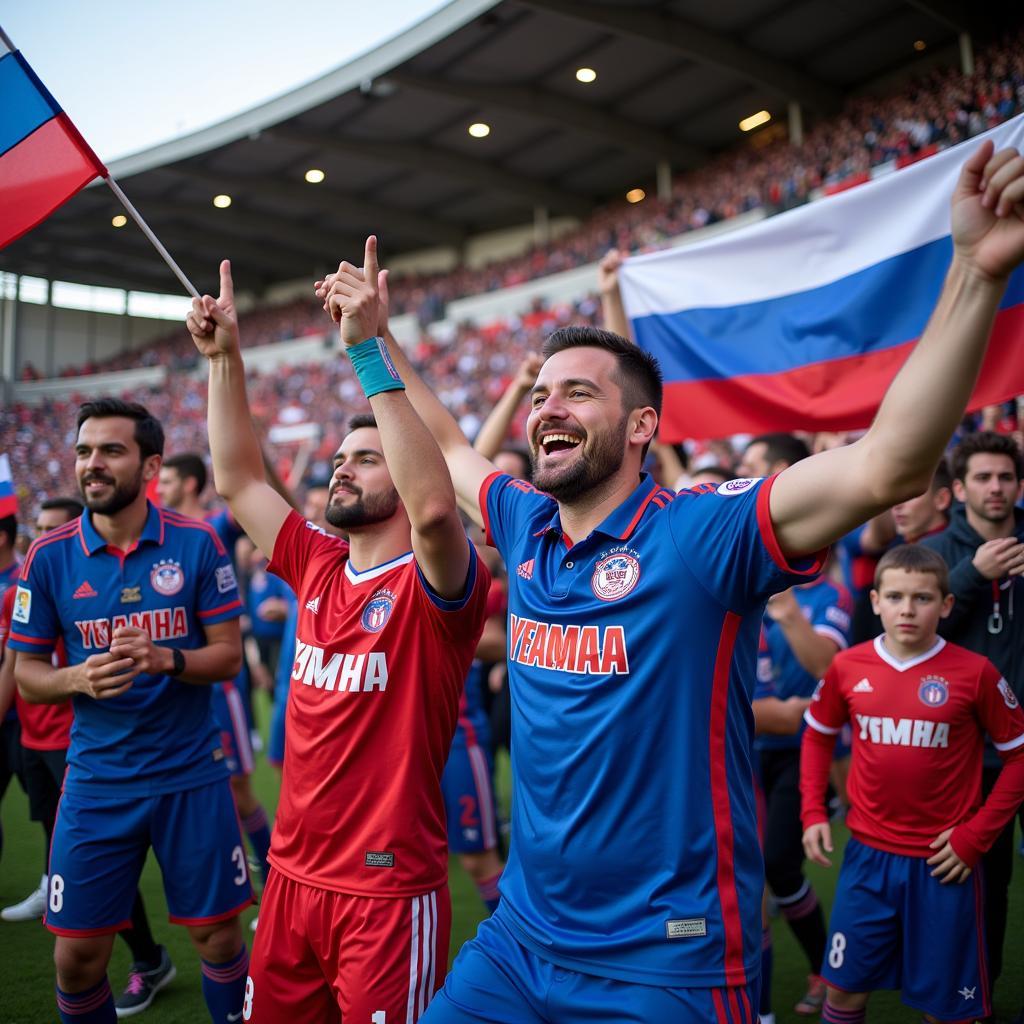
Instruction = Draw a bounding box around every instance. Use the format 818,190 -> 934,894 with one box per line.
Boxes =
0,0 -> 1009,297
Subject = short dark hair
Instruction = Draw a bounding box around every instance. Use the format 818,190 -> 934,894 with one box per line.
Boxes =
951,431 -> 1023,482
874,543 -> 950,596
162,452 -> 207,494
40,497 -> 84,521
746,432 -> 810,469
0,514 -> 15,547
930,459 -> 952,494
347,413 -> 378,433
76,398 -> 164,459
497,447 -> 532,481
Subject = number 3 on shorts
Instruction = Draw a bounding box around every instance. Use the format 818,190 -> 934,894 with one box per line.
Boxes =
828,931 -> 846,969
49,873 -> 65,913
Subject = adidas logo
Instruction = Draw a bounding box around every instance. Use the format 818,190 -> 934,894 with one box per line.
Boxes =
516,559 -> 535,581
853,678 -> 874,693
73,581 -> 98,599
306,595 -> 321,614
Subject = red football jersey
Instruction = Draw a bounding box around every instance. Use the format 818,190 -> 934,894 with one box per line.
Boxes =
267,511 -> 490,896
802,636 -> 1024,860
1,582 -> 72,750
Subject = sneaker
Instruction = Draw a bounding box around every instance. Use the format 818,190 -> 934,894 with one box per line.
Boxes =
114,946 -> 176,1018
1,875 -> 47,922
794,974 -> 826,1015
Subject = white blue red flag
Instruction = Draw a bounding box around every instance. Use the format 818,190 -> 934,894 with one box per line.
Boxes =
620,114 -> 1024,441
0,453 -> 18,517
0,29 -> 107,249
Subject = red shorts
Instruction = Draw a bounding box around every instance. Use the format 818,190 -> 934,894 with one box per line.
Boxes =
245,868 -> 450,1024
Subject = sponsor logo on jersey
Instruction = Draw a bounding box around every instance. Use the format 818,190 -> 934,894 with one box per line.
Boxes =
516,559 -> 535,581
665,918 -> 707,939
508,614 -> 629,675
591,546 -> 641,602
852,678 -> 874,693
811,679 -> 824,701
826,606 -> 851,630
75,607 -> 189,649
998,678 -> 1019,710
150,559 -> 184,596
361,588 -> 396,633
291,641 -> 389,693
854,714 -> 950,748
120,586 -> 142,603
215,565 -> 237,594
918,675 -> 949,707
304,520 -> 328,535
364,851 -> 395,868
306,595 -> 321,614
717,477 -> 759,496
73,581 -> 98,600
12,586 -> 31,624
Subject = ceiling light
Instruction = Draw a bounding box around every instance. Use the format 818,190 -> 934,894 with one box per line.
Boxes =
913,39 -> 926,51
576,67 -> 597,84
739,110 -> 771,132
111,214 -> 127,228
626,188 -> 646,204
304,168 -> 326,184
468,122 -> 490,138
213,194 -> 232,209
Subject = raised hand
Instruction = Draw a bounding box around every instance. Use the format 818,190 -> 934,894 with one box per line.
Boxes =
186,260 -> 240,359
598,249 -> 625,297
318,236 -> 381,347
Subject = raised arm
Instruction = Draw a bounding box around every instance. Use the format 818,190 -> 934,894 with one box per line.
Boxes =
768,142 -> 1024,557
186,261 -> 292,559
598,249 -> 631,339
473,353 -> 543,460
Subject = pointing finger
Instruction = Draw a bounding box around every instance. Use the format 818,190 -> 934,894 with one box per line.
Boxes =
219,259 -> 234,307
364,235 -> 379,292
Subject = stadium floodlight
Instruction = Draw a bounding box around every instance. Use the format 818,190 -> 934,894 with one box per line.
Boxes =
576,67 -> 597,83
304,168 -> 326,184
739,110 -> 771,132
111,214 -> 127,228
213,194 -> 232,208
468,122 -> 490,138
626,188 -> 646,204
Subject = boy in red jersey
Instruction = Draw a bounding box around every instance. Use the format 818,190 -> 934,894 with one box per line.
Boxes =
801,544 -> 1024,1024
188,239 -> 490,1024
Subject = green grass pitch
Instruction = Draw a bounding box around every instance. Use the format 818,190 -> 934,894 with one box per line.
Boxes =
1,693 -> 1021,1022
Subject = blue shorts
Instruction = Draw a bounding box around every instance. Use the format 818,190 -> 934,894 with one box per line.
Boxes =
46,778 -> 254,935
211,680 -> 255,777
268,678 -> 289,767
423,911 -> 759,1024
442,731 -> 498,854
823,837 -> 990,1021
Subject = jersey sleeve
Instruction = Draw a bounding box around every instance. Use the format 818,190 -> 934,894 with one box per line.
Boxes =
413,543 -> 493,643
196,530 -> 244,625
803,665 -> 849,735
974,663 -> 1024,758
479,472 -> 556,562
668,475 -> 827,612
267,509 -> 349,595
5,543 -> 60,656
810,585 -> 853,651
0,585 -> 14,658
800,666 -> 846,829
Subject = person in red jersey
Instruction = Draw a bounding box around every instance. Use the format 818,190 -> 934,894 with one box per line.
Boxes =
187,238 -> 491,1024
800,544 -> 1024,1024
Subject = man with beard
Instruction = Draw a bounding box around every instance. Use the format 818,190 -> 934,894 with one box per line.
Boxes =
8,399 -> 253,1024
188,242 -> 490,1024
316,141 -> 1024,1020
922,430 -> 1024,1003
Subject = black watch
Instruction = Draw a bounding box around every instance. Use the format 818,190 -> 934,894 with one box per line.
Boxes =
170,648 -> 186,677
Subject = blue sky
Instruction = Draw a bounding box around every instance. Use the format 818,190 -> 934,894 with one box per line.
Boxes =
3,1 -> 447,160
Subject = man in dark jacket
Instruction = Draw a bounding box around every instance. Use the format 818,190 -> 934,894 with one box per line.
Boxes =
922,430 -> 1024,1001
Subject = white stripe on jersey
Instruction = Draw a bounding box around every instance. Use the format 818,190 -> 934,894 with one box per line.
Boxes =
406,895 -> 421,1024
468,744 -> 497,849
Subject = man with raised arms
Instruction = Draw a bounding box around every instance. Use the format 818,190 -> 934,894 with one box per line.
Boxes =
318,142 -> 1024,1021
188,237 -> 490,1024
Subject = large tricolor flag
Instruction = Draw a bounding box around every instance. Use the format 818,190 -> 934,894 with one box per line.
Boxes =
620,113 -> 1024,441
0,454 -> 18,518
0,29 -> 106,249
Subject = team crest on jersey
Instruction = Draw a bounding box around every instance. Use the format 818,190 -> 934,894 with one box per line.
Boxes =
361,588 -> 396,633
997,678 -> 1019,710
591,547 -> 641,602
918,675 -> 949,708
150,559 -> 184,596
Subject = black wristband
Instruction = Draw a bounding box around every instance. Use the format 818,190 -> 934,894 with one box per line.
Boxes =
170,648 -> 186,677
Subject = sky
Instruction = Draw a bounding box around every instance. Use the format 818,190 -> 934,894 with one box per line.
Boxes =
3,0 -> 449,161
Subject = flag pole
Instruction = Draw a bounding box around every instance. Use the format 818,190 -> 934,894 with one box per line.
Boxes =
104,177 -> 200,299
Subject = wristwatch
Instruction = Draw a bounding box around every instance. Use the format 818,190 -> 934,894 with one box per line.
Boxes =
169,648 -> 186,677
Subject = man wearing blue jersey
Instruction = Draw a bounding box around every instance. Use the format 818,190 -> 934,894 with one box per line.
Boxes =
9,399 -> 253,1024
319,142 -> 1024,1021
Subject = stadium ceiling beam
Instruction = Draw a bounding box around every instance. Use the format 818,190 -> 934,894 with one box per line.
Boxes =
389,71 -> 706,166
169,165 -> 466,247
267,127 -> 594,219
516,0 -> 842,114
903,0 -> 972,32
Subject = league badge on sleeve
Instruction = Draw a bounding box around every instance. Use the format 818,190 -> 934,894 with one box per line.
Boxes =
215,565 -> 238,594
12,585 -> 31,624
591,548 -> 641,602
997,678 -> 1019,710
717,477 -> 759,496
150,559 -> 185,597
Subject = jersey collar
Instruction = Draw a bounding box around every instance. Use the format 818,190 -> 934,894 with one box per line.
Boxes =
79,500 -> 163,556
534,473 -> 664,545
872,633 -> 946,672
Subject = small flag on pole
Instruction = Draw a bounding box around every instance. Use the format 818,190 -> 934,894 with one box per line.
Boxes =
0,30 -> 107,249
0,454 -> 18,518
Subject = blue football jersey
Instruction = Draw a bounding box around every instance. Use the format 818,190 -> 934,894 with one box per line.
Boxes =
480,471 -> 825,986
7,503 -> 243,797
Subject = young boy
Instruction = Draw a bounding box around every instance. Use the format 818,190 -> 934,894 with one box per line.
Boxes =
800,544 -> 1024,1024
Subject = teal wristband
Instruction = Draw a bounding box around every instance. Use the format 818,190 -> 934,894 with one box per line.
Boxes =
348,336 -> 405,398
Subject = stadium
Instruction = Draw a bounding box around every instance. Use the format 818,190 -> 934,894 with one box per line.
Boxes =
2,1 -> 1024,1021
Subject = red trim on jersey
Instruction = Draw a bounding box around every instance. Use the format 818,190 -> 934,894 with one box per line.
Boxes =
755,475 -> 827,576
479,471 -> 502,548
168,892 -> 254,927
20,518 -> 80,580
619,485 -> 661,540
711,987 -> 728,1023
46,919 -> 133,937
161,509 -> 227,556
738,985 -> 754,1023
726,985 -> 742,1023
709,610 -> 747,985
7,631 -> 56,646
973,870 -> 991,1017
198,599 -> 243,619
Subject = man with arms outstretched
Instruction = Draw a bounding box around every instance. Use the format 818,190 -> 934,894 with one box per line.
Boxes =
188,237 -> 491,1024
318,142 -> 1024,1021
